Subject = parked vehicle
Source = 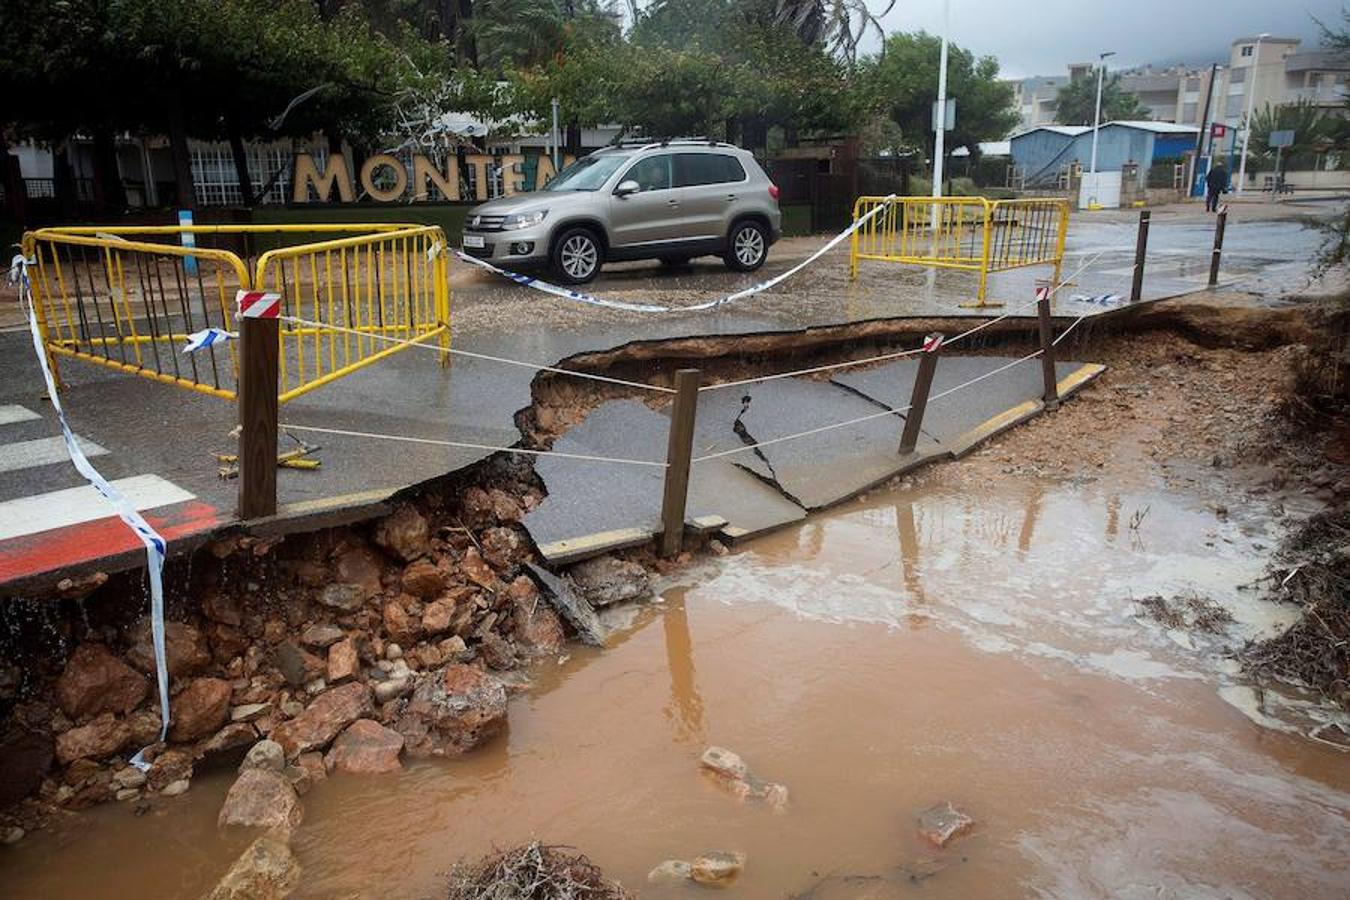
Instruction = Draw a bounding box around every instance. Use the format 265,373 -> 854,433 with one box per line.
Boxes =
461,141 -> 782,284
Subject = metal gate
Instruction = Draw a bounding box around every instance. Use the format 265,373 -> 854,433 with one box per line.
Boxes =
21,223 -> 450,403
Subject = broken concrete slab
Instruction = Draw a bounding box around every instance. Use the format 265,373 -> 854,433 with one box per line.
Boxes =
732,378 -> 945,510
833,357 -> 1092,451
524,563 -> 606,647
524,399 -> 804,562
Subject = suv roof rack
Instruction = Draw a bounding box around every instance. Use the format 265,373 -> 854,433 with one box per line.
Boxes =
607,137 -> 733,152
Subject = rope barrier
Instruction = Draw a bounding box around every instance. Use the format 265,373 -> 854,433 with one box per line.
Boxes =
453,194 -> 898,314
699,244 -> 1121,393
276,315 -> 676,394
279,422 -> 669,468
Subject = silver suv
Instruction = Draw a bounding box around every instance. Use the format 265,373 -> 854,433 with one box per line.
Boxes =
461,141 -> 782,284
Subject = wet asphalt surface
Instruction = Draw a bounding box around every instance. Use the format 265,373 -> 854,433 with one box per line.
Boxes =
0,202 -> 1334,547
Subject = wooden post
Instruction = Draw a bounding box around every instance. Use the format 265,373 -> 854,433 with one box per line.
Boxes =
1037,293 -> 1059,408
660,369 -> 701,558
237,315 -> 279,519
1208,206 -> 1227,287
898,334 -> 943,454
1130,209 -> 1150,302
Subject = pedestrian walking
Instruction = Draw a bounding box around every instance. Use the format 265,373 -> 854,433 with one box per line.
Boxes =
1205,162 -> 1229,213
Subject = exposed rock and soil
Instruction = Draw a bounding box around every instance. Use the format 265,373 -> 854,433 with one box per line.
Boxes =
0,286 -> 1346,894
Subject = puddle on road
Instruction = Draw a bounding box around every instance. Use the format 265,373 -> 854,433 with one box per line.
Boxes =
3,479 -> 1347,899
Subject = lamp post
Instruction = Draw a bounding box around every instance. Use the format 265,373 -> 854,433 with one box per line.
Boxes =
931,0 -> 951,200
1236,33 -> 1269,195
1089,51 -> 1115,174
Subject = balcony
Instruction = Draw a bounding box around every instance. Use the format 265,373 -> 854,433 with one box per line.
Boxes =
1286,85 -> 1346,105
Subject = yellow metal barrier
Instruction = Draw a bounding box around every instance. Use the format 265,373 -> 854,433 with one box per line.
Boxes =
848,196 -> 1069,307
254,226 -> 450,404
21,223 -> 451,403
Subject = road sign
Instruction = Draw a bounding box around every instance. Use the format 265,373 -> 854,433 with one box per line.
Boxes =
1269,129 -> 1295,149
931,99 -> 955,132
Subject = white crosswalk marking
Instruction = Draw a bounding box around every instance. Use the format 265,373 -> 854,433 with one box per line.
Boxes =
0,435 -> 109,474
0,475 -> 195,541
0,405 -> 41,426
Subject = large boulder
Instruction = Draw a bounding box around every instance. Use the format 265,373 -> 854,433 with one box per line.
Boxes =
55,713 -> 132,764
396,664 -> 507,756
568,555 -> 651,607
169,678 -> 232,742
55,644 -> 148,721
374,505 -> 431,562
207,835 -> 300,900
325,719 -> 404,774
218,768 -> 303,832
127,619 -> 212,680
269,683 -> 373,759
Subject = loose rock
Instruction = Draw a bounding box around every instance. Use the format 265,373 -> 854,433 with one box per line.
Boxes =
299,624 -> 345,648
916,801 -> 975,847
127,619 -> 212,680
401,560 -> 446,598
240,739 -> 286,773
374,505 -> 430,561
269,682 -> 374,759
169,677 -> 232,742
218,768 -> 303,832
274,642 -> 326,689
55,713 -> 131,764
325,719 -> 404,774
55,644 -> 148,721
318,583 -> 366,612
568,555 -> 651,607
207,835 -> 300,900
396,664 -> 507,756
691,851 -> 746,885
326,638 -> 360,684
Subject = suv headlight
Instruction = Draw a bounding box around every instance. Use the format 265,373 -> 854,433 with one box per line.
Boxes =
502,209 -> 548,230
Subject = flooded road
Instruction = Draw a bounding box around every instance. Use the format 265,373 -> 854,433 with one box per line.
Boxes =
3,477 -> 1348,898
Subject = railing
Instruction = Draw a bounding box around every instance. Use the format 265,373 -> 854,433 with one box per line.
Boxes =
848,195 -> 1070,307
21,223 -> 451,404
254,227 -> 450,404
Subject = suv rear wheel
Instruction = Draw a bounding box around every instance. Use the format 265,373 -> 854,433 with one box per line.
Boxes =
553,227 -> 603,284
724,220 -> 768,272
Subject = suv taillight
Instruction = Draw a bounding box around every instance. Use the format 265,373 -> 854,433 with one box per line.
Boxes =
768,183 -> 780,201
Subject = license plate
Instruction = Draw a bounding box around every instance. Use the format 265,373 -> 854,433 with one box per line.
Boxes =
463,234 -> 485,249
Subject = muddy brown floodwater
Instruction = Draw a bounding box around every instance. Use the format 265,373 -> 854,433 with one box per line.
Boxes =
3,474 -> 1348,898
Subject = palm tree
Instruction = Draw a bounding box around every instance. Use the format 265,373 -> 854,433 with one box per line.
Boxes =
771,0 -> 894,63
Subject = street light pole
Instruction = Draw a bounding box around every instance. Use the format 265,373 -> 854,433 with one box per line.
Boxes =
931,0 -> 951,200
1236,33 -> 1268,195
1089,51 -> 1115,174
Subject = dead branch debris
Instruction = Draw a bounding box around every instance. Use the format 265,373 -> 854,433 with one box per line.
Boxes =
1240,507 -> 1350,710
447,842 -> 632,900
1137,592 -> 1235,633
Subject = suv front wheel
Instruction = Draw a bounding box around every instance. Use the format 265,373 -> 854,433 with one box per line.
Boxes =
724,220 -> 768,273
552,227 -> 603,284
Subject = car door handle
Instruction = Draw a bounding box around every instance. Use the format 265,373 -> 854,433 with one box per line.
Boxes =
666,198 -> 680,207
726,193 -> 738,202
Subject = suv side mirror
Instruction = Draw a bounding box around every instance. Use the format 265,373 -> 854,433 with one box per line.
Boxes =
615,180 -> 639,197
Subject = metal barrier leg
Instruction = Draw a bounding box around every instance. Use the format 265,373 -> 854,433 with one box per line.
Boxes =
238,315 -> 279,519
1130,210 -> 1150,302
1208,208 -> 1227,287
1037,294 -> 1059,408
660,369 -> 701,557
899,335 -> 943,454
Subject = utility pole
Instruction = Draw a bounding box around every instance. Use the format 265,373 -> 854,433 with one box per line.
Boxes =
1236,33 -> 1269,195
1192,63 -> 1218,197
1089,51 -> 1115,174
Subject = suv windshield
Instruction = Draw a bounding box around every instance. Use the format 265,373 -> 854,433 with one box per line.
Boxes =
543,154 -> 630,191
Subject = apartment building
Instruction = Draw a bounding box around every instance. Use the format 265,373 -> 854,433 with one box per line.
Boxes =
1010,36 -> 1348,134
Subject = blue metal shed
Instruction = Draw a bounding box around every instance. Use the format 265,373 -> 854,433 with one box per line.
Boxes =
1011,121 -> 1198,188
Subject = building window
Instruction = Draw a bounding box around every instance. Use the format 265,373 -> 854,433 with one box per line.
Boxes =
1240,45 -> 1253,57
190,142 -> 322,206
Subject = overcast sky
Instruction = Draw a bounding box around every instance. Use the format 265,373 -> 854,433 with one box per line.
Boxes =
873,0 -> 1346,78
